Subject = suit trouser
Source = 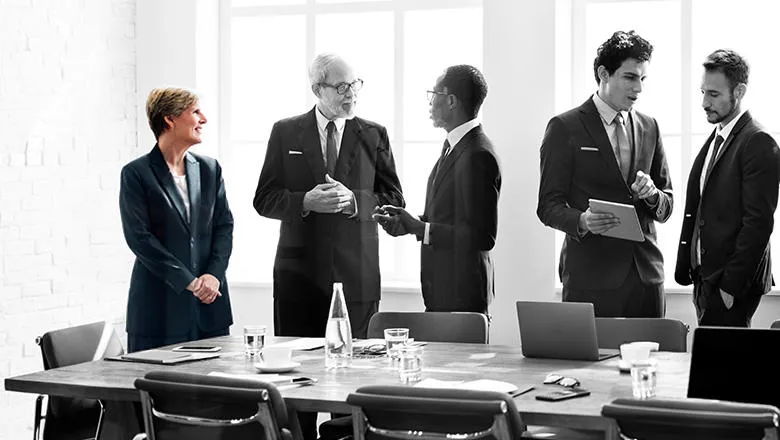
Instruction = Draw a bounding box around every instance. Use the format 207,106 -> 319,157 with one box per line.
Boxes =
691,267 -> 762,327
562,264 -> 665,318
274,297 -> 378,440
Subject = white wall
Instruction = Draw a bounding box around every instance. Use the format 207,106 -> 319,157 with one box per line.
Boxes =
0,0 -> 137,438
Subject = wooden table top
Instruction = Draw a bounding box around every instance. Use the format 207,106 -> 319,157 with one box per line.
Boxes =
4,336 -> 690,432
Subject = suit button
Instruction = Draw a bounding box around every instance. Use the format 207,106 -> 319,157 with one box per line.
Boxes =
701,248 -> 706,256
699,219 -> 705,227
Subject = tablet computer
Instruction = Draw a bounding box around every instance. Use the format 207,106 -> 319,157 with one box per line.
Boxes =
588,199 -> 645,242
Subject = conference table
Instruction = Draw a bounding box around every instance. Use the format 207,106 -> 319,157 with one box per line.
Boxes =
4,336 -> 691,439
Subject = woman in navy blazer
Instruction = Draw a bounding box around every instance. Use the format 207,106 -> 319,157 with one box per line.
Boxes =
120,87 -> 234,352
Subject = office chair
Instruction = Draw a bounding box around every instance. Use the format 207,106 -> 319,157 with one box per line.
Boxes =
602,397 -> 780,440
132,371 -> 299,440
319,311 -> 490,440
366,311 -> 490,343
595,317 -> 690,352
347,385 -> 526,440
34,320 -> 125,440
770,319 -> 780,329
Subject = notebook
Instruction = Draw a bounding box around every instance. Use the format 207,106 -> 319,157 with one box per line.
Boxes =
107,349 -> 220,365
687,326 -> 780,408
516,301 -> 619,361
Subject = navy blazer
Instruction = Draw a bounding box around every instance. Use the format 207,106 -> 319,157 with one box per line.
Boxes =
253,107 -> 404,303
538,97 -> 674,290
675,112 -> 780,298
420,126 -> 501,312
120,145 -> 234,337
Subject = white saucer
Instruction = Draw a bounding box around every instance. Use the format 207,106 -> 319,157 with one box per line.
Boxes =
254,361 -> 301,373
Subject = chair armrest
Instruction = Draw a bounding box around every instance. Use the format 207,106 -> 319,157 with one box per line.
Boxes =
131,433 -> 147,440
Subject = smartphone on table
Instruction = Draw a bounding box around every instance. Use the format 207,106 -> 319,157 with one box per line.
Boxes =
535,387 -> 590,402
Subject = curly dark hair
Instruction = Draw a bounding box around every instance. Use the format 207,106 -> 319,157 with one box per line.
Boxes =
703,49 -> 749,92
592,31 -> 653,84
439,64 -> 488,118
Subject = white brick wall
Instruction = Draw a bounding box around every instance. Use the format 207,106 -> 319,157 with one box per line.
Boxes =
0,0 -> 137,438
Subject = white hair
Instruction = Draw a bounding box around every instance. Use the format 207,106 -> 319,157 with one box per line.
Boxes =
308,53 -> 343,85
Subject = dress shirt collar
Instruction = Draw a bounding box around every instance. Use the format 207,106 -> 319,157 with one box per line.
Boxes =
315,106 -> 347,134
715,108 -> 748,140
592,92 -> 630,126
446,118 -> 480,149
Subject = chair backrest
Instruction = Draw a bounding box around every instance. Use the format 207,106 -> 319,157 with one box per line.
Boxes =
595,317 -> 689,352
366,312 -> 489,343
135,371 -> 295,440
347,385 -> 525,440
37,321 -> 125,419
602,397 -> 780,440
771,319 -> 780,329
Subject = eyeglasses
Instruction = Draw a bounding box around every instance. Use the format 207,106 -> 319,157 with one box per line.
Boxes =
319,79 -> 364,95
427,90 -> 449,104
543,373 -> 581,388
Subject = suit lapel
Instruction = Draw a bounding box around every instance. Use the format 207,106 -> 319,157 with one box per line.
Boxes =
336,119 -> 360,181
579,98 -> 627,186
703,111 -> 752,189
299,108 -> 327,184
149,145 -> 191,232
430,137 -> 468,198
185,153 -> 200,231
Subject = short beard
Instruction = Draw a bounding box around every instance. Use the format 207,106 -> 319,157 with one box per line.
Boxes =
712,93 -> 738,125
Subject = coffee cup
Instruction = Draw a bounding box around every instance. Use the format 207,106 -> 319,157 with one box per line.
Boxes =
262,347 -> 292,367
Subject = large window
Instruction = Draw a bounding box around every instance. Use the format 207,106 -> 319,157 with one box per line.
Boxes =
219,0 -> 483,285
555,0 -> 780,291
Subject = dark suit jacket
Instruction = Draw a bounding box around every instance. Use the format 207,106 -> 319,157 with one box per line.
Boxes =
253,107 -> 404,303
420,126 -> 501,312
675,112 -> 780,298
120,145 -> 234,337
538,97 -> 673,290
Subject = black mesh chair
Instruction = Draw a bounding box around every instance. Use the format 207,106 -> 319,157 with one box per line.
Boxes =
366,311 -> 489,343
132,371 -> 300,440
595,317 -> 690,352
347,385 -> 526,440
602,397 -> 780,440
34,320 -> 125,440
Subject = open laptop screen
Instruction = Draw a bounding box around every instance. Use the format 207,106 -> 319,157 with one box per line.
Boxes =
687,326 -> 780,408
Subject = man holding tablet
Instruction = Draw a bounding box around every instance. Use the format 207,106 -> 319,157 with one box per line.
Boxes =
537,30 -> 673,318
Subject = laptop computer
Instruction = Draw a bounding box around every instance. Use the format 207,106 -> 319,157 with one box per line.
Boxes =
687,326 -> 780,408
516,301 -> 619,361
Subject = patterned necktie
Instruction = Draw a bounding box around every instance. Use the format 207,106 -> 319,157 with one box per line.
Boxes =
704,135 -> 725,182
614,113 -> 632,182
326,121 -> 337,176
431,139 -> 451,186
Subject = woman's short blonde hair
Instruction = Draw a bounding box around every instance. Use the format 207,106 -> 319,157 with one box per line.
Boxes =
146,87 -> 199,140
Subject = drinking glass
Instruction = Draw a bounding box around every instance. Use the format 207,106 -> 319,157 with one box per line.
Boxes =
384,328 -> 409,360
398,344 -> 423,383
630,358 -> 657,399
243,325 -> 266,357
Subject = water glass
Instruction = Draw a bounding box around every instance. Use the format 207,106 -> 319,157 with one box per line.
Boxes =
630,358 -> 657,399
398,344 -> 423,383
243,325 -> 266,357
384,328 -> 409,360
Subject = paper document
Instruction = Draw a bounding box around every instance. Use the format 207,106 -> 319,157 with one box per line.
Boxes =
208,372 -> 288,383
415,378 -> 519,394
588,198 -> 645,242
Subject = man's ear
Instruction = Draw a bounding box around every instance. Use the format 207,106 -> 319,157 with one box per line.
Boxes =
597,65 -> 610,84
447,93 -> 458,111
734,82 -> 747,101
311,83 -> 321,98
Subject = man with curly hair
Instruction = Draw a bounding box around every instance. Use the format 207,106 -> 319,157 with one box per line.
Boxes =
537,31 -> 673,317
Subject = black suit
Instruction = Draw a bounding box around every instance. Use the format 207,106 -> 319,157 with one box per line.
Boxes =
675,112 -> 780,326
420,126 -> 501,313
538,97 -> 673,317
254,107 -> 404,338
120,145 -> 234,352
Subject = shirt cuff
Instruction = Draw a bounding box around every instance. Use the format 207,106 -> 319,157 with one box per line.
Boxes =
423,222 -> 431,245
